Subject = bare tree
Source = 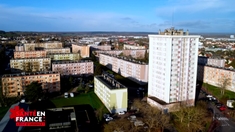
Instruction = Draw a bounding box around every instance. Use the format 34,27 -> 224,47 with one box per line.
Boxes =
172,103 -> 208,132
132,99 -> 171,132
218,76 -> 231,96
103,119 -> 133,132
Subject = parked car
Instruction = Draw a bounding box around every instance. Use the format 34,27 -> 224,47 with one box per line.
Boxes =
70,92 -> 74,97
118,111 -> 125,115
103,114 -> 110,119
64,92 -> 69,98
216,103 -> 223,108
105,117 -> 113,122
219,105 -> 226,111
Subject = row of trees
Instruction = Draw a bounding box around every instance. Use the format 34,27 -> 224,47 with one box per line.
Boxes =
103,100 -> 211,132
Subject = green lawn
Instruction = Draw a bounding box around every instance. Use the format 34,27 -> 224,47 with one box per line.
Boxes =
203,83 -> 235,99
51,91 -> 108,112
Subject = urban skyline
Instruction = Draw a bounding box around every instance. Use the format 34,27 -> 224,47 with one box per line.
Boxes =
1,0 -> 235,33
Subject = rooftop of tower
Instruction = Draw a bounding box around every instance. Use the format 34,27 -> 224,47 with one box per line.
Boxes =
158,27 -> 189,36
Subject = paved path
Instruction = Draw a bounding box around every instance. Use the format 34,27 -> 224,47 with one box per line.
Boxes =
200,88 -> 235,132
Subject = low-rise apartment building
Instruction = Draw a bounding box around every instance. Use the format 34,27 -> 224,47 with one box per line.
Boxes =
95,49 -> 147,59
94,74 -> 127,113
1,71 -> 60,97
15,44 -> 24,51
47,53 -> 80,61
72,44 -> 90,58
23,42 -> 63,51
99,53 -> 148,84
197,65 -> 235,92
14,51 -> 47,59
52,60 -> 93,76
198,56 -> 225,67
10,58 -> 51,73
90,45 -> 112,51
45,48 -> 71,54
123,44 -> 146,50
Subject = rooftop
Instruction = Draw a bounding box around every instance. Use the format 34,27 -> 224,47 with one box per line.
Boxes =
10,57 -> 51,60
2,71 -> 59,78
158,27 -> 189,36
95,73 -> 127,90
199,64 -> 235,72
100,53 -> 148,65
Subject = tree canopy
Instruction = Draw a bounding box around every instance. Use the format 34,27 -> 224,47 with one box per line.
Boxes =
25,81 -> 43,102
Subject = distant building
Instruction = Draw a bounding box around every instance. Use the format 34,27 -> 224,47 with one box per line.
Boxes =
47,53 -> 80,61
23,42 -> 63,51
198,56 -> 225,67
52,60 -> 93,76
94,74 -> 127,113
15,44 -> 24,51
123,44 -> 145,50
148,28 -> 199,111
45,48 -> 71,54
99,53 -> 148,85
89,45 -> 112,51
72,44 -> 90,58
1,71 -> 60,97
197,65 -> 235,92
95,49 -> 147,59
14,51 -> 47,59
10,58 -> 51,73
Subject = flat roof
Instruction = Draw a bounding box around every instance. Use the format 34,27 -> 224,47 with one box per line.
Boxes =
2,71 -> 59,78
198,64 -> 234,72
95,74 -> 127,90
100,53 -> 147,65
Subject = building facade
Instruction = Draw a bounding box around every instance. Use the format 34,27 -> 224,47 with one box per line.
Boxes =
52,60 -> 93,76
198,56 -> 225,67
148,28 -> 199,110
1,71 -> 60,97
10,58 -> 51,72
90,45 -> 112,51
45,48 -> 71,54
47,53 -> 80,61
99,53 -> 148,84
95,49 -> 147,59
123,44 -> 146,50
14,51 -> 47,59
72,44 -> 90,58
94,74 -> 127,113
197,65 -> 235,92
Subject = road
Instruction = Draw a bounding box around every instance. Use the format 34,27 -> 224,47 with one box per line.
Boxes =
199,89 -> 235,132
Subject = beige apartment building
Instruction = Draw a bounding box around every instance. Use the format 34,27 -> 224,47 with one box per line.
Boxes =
198,56 -> 225,67
90,45 -> 112,51
72,44 -> 90,58
123,44 -> 146,50
14,51 -> 47,59
198,65 -> 235,92
95,49 -> 147,59
1,71 -> 60,97
47,53 -> 80,61
10,58 -> 51,73
22,42 -> 63,51
52,60 -> 93,76
45,48 -> 71,54
15,44 -> 24,51
94,74 -> 128,113
99,53 -> 148,84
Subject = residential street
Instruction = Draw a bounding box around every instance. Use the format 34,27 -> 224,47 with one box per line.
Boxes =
199,88 -> 235,132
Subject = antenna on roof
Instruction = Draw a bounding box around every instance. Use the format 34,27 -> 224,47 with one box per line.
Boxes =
172,7 -> 175,28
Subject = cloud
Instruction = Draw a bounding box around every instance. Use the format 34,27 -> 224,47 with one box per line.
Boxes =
0,4 -> 160,32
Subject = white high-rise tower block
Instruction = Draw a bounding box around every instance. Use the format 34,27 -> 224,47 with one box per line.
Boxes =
148,28 -> 200,110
